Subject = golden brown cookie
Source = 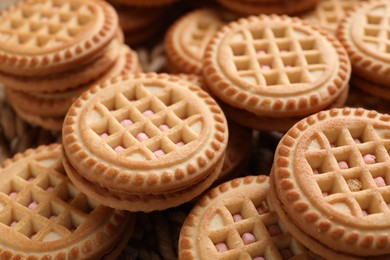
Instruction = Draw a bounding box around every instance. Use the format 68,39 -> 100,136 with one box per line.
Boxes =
203,15 -> 351,131
272,107 -> 390,258
337,0 -> 390,86
62,73 -> 228,212
165,8 -> 225,75
0,144 -> 135,259
302,0 -> 364,34
0,0 -> 118,77
179,175 -> 319,259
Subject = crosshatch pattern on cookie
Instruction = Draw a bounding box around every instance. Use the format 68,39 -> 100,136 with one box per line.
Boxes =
88,81 -> 203,161
337,1 -> 390,84
0,0 -> 118,76
204,15 -> 351,117
179,176 -> 314,259
303,0 -> 361,32
273,108 -> 390,256
307,124 -> 390,217
0,144 -> 130,259
0,0 -> 95,53
228,24 -> 328,87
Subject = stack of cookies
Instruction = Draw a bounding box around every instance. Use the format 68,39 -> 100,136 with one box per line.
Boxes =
0,0 -> 140,131
337,0 -> 390,114
62,73 -> 228,212
107,0 -> 177,46
270,107 -> 390,259
0,144 -> 135,259
203,14 -> 351,132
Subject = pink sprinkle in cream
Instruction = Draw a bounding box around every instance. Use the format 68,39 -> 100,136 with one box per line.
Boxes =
154,149 -> 165,158
114,146 -> 125,152
46,186 -> 54,192
313,169 -> 319,174
10,221 -> 18,228
257,204 -> 269,215
322,192 -> 329,197
387,203 -> 390,210
363,154 -> 376,164
261,65 -> 271,70
9,192 -> 17,199
159,124 -> 170,131
121,119 -> 133,127
101,133 -> 109,138
362,210 -> 368,216
136,132 -> 149,142
28,201 -> 38,210
354,138 -> 361,144
142,110 -> 154,117
375,176 -> 386,187
27,177 -> 35,182
253,257 -> 265,260
49,215 -> 57,221
233,214 -> 243,222
215,242 -> 228,252
267,224 -> 282,237
176,141 -> 185,147
338,161 -> 349,169
257,50 -> 267,55
242,232 -> 256,245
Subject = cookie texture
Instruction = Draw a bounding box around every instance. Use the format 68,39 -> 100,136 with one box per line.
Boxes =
272,107 -> 390,257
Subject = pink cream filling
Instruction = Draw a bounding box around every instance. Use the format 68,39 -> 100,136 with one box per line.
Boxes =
49,215 -> 57,221
142,110 -> 154,117
215,242 -> 228,252
114,146 -> 125,152
121,119 -> 133,127
46,186 -> 55,192
363,154 -> 376,164
154,149 -> 165,158
233,213 -> 243,222
10,221 -> 18,228
27,177 -> 35,182
28,201 -> 38,210
241,232 -> 256,245
257,204 -> 269,215
375,176 -> 386,187
257,50 -> 267,55
136,132 -> 149,142
101,133 -> 109,138
354,138 -> 361,144
9,192 -> 18,199
338,161 -> 349,169
253,257 -> 265,260
159,124 -> 170,131
261,65 -> 271,70
176,141 -> 185,147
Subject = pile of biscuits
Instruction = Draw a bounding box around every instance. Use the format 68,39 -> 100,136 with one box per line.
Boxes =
0,0 -> 389,259
0,0 -> 140,131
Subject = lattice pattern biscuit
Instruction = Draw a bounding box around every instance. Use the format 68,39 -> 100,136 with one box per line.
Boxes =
0,144 -> 135,259
272,108 -> 390,257
217,0 -> 319,16
62,73 -> 228,211
303,0 -> 364,33
108,0 -> 177,7
337,0 -> 390,85
204,15 -> 350,120
0,0 -> 118,77
165,8 -> 225,75
179,176 -> 319,259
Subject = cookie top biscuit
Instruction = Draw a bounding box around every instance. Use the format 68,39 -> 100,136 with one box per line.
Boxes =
337,0 -> 390,85
203,15 -> 351,118
0,0 -> 118,76
272,108 -> 390,256
165,8 -> 225,75
179,176 -> 316,259
0,144 -> 133,259
62,73 -> 228,195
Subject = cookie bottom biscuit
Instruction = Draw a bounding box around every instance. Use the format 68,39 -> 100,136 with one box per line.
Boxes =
12,106 -> 63,131
217,87 -> 348,132
350,75 -> 390,101
217,0 -> 319,15
63,154 -> 224,212
268,176 -> 390,260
